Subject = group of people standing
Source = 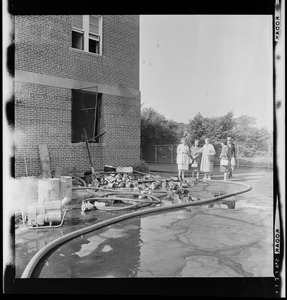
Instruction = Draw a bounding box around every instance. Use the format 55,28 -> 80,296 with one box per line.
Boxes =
176,137 -> 236,181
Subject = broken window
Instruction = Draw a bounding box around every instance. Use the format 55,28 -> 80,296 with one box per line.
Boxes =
71,90 -> 102,143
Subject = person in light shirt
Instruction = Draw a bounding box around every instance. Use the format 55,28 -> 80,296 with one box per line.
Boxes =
176,138 -> 190,181
190,139 -> 201,180
219,139 -> 230,181
196,138 -> 216,180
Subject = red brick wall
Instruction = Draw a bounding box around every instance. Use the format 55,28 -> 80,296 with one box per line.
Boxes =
15,15 -> 139,89
103,94 -> 141,167
14,15 -> 140,177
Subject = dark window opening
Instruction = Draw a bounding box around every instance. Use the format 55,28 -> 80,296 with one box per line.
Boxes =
89,38 -> 100,54
72,90 -> 102,143
72,31 -> 84,50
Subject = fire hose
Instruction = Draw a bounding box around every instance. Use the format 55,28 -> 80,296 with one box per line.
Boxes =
80,192 -> 162,211
21,180 -> 251,278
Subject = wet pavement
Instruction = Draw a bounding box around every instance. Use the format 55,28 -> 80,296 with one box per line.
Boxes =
14,167 -> 274,279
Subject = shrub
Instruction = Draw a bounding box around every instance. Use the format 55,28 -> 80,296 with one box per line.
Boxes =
133,160 -> 150,174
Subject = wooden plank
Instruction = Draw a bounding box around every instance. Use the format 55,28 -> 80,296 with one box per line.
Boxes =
83,128 -> 95,174
39,144 -> 52,178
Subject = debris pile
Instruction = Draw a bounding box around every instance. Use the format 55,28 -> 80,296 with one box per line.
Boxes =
72,169 -> 209,212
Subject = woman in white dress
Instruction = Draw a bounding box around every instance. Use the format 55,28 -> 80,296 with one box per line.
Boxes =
176,138 -> 190,180
197,138 -> 216,180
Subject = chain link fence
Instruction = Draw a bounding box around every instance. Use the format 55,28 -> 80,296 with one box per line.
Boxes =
141,143 -> 273,169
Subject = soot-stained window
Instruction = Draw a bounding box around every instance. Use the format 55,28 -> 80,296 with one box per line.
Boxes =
71,90 -> 102,143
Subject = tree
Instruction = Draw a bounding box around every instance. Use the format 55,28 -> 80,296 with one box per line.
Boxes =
186,113 -> 208,144
140,107 -> 179,145
186,112 -> 236,144
210,112 -> 236,141
176,122 -> 189,140
140,107 -> 272,159
230,115 -> 258,144
230,115 -> 272,157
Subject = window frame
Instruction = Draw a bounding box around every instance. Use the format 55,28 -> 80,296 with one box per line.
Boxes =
72,15 -> 103,55
71,89 -> 102,144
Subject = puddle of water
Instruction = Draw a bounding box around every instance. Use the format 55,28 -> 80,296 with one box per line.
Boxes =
33,197 -> 273,278
74,235 -> 106,257
99,228 -> 127,239
102,245 -> 113,252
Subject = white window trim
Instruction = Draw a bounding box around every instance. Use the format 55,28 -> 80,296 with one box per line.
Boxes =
72,27 -> 84,34
72,15 -> 103,55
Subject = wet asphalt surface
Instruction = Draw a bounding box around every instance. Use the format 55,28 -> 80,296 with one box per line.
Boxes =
14,166 -> 274,280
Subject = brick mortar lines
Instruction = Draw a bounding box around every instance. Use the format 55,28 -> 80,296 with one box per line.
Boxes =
14,16 -> 140,177
15,104 -> 70,111
15,15 -> 139,89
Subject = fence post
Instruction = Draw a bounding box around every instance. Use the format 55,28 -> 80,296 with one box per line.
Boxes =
171,144 -> 173,164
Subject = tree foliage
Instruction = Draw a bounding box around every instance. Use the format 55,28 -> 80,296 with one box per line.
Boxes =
140,107 -> 180,146
186,112 -> 236,144
230,115 -> 272,157
141,107 -> 272,158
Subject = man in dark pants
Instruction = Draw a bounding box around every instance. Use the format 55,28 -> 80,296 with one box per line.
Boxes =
227,137 -> 236,177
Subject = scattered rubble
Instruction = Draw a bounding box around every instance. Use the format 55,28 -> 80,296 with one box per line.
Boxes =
15,166 -> 229,228
72,168 -> 213,212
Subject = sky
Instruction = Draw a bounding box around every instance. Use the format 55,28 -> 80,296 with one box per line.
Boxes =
139,15 -> 274,130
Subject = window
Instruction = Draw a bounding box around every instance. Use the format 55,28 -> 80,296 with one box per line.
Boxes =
71,90 -> 102,143
72,15 -> 103,55
72,15 -> 84,50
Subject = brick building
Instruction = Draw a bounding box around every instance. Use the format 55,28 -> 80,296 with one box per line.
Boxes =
14,15 -> 141,177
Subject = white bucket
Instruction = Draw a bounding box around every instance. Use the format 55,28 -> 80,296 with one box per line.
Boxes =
38,178 -> 60,204
45,200 -> 62,210
59,176 -> 72,204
